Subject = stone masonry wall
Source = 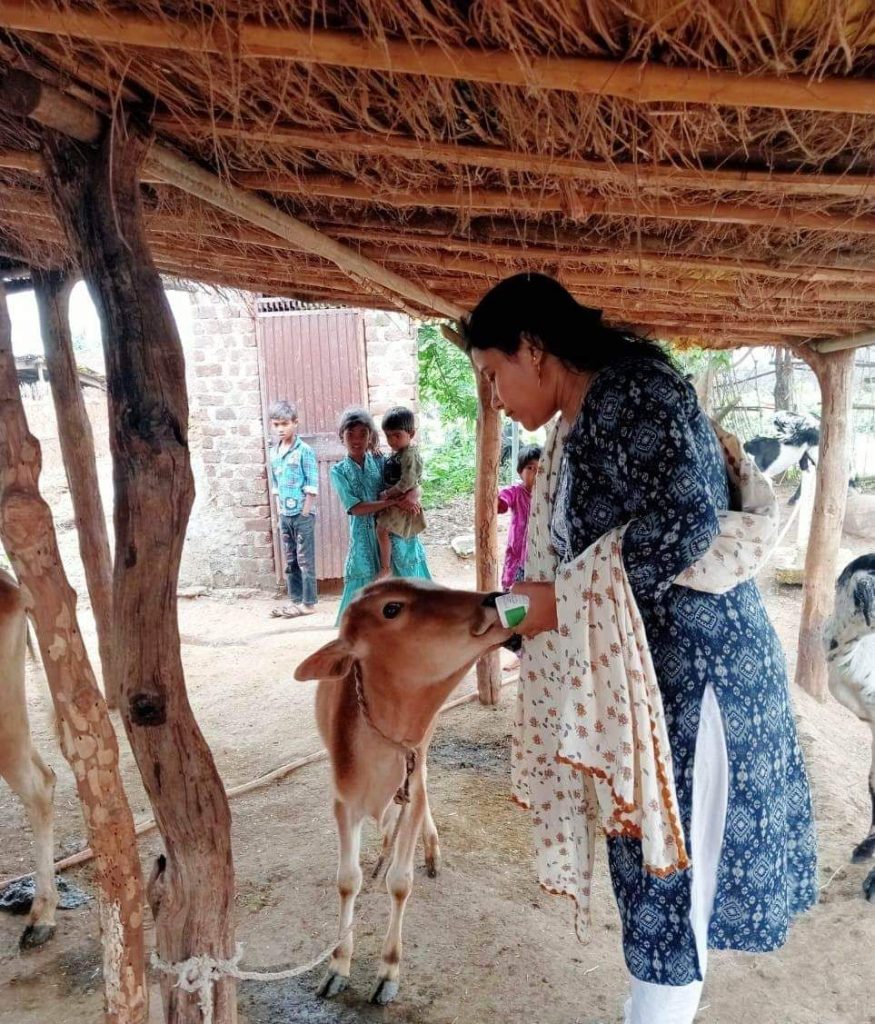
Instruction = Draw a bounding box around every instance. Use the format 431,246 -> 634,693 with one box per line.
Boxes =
363,310 -> 419,419
183,289 -> 274,589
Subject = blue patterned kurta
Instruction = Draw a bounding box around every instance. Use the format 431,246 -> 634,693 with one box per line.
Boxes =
330,453 -> 431,621
551,357 -> 817,985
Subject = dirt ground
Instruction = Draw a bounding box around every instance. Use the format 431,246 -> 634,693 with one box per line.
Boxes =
1,417 -> 874,1023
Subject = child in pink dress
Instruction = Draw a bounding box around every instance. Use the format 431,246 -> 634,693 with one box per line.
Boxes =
497,444 -> 541,589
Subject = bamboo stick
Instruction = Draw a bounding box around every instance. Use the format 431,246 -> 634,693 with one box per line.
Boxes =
809,329 -> 875,354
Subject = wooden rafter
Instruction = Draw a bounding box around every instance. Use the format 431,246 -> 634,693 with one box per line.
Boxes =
237,172 -> 875,235
0,70 -> 465,321
1,0 -> 874,114
154,117 -> 875,199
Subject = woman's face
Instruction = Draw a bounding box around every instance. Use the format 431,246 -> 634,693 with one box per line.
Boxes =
470,345 -> 555,431
342,423 -> 371,460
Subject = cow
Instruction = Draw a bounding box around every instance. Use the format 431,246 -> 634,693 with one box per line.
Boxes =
0,567 -> 57,949
294,578 -> 510,1005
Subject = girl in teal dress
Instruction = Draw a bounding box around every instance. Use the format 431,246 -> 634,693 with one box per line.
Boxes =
330,407 -> 431,621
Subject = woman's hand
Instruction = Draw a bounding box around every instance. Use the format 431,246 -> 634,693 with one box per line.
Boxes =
509,581 -> 557,637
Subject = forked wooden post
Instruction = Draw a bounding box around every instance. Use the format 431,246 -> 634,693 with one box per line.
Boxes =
40,121 -> 237,1023
0,282 -> 146,1024
32,267 -> 119,708
474,372 -> 501,704
794,347 -> 856,700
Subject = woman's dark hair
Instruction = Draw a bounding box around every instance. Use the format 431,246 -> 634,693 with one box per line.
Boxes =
337,406 -> 376,440
517,444 -> 542,475
465,272 -> 672,371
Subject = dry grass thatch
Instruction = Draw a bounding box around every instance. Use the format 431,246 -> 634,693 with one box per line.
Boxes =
0,0 -> 874,348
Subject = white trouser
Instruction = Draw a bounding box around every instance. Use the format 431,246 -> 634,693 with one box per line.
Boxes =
624,683 -> 730,1024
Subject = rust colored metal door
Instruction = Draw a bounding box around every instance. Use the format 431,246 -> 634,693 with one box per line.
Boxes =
255,301 -> 368,582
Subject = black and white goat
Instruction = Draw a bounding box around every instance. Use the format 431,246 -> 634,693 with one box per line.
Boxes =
744,412 -> 820,503
824,553 -> 875,902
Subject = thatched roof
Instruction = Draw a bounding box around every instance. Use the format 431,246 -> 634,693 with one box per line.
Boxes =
1,1 -> 874,349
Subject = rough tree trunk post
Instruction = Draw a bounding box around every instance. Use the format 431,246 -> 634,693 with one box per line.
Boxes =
41,121 -> 237,1023
774,345 -> 796,411
32,267 -> 119,708
0,282 -> 147,1023
795,347 -> 856,700
474,372 -> 501,704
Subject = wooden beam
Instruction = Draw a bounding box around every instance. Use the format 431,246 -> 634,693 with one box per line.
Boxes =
2,0 -> 874,114
0,147 -> 41,172
794,348 -> 856,700
155,117 -> 875,199
32,268 -> 118,709
0,281 -> 147,1023
809,328 -> 875,354
41,121 -> 238,1024
0,71 -> 465,321
237,171 -> 875,235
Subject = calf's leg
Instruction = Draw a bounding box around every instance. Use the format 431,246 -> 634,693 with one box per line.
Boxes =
420,762 -> 440,878
2,749 -> 57,949
318,798 -> 364,998
371,781 -> 426,1006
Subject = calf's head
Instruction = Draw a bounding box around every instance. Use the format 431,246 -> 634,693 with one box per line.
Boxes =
294,579 -> 510,684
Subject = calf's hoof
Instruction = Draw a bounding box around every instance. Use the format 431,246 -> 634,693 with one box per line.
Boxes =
316,970 -> 349,998
369,977 -> 400,1005
20,923 -> 55,950
851,833 -> 875,863
863,867 -> 875,903
425,855 -> 438,879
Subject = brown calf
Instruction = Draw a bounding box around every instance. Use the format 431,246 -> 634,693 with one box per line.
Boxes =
0,568 -> 57,948
294,578 -> 509,1005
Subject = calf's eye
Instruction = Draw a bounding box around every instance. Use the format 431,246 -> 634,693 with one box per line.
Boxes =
382,602 -> 403,619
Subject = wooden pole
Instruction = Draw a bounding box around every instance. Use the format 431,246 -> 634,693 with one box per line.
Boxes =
1,0 -> 874,114
154,117 -> 875,199
31,267 -> 118,707
474,372 -> 501,705
0,282 -> 147,1024
810,329 -> 875,354
40,121 -> 237,1024
794,348 -> 856,700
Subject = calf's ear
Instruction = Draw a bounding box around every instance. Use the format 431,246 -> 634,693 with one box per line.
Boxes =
294,639 -> 354,680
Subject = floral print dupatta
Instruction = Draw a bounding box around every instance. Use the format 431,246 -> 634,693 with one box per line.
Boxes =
511,416 -> 779,938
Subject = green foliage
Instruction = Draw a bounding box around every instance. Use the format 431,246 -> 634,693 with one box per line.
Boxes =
417,322 -> 478,422
417,322 -> 479,508
421,424 -> 477,509
668,345 -> 732,377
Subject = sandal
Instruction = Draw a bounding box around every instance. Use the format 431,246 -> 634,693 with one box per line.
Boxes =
270,604 -> 304,619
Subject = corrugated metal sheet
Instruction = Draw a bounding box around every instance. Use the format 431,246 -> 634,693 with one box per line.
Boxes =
255,306 -> 367,582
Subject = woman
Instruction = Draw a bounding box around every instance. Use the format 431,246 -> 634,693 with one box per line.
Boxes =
466,273 -> 817,1024
330,407 -> 431,620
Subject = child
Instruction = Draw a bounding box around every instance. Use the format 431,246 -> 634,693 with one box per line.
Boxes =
497,444 -> 541,589
376,406 -> 426,579
268,400 -> 318,618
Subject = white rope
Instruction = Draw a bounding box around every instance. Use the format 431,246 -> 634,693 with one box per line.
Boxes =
151,931 -> 347,1024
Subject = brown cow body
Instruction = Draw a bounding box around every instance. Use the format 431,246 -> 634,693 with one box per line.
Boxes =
295,579 -> 508,1004
0,568 -> 57,948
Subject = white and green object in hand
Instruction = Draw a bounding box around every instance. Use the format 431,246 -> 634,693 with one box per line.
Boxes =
494,592 -> 530,630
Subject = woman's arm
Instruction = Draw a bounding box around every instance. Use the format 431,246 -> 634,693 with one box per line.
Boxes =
347,499 -> 397,517
509,581 -> 557,636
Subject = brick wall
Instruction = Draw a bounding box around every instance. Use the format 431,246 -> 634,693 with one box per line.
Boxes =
183,289 -> 274,589
363,310 -> 419,419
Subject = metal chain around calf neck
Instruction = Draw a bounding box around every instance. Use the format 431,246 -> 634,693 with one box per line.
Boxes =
352,661 -> 418,878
